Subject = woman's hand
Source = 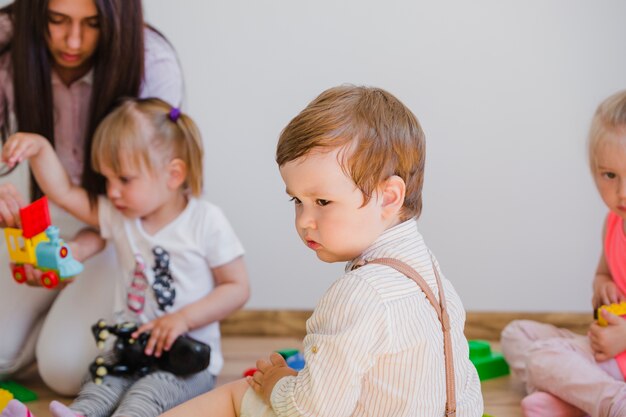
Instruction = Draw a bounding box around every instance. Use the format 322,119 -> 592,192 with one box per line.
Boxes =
8,262 -> 74,289
589,309 -> 626,361
0,183 -> 25,227
247,352 -> 298,404
132,311 -> 190,358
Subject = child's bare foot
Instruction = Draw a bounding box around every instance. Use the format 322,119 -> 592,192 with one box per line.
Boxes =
49,401 -> 82,417
1,400 -> 34,417
521,392 -> 586,417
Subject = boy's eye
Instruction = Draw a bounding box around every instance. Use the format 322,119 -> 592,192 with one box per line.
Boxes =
289,196 -> 302,205
316,199 -> 330,206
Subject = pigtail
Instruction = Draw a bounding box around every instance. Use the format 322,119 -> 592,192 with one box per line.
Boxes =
169,108 -> 203,197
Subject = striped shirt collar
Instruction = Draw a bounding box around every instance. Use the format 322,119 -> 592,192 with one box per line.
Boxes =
346,217 -> 420,272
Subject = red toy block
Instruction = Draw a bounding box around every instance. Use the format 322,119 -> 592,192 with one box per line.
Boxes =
20,197 -> 51,238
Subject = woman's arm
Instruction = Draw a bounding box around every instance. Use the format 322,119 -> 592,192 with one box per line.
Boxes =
2,132 -> 99,226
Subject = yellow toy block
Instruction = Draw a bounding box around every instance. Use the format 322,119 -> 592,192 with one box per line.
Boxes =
0,388 -> 14,412
597,301 -> 626,326
4,228 -> 48,265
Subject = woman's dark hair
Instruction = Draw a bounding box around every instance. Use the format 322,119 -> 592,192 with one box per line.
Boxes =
0,0 -> 145,203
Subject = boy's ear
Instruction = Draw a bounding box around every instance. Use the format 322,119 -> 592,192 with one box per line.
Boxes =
380,175 -> 406,218
167,158 -> 187,190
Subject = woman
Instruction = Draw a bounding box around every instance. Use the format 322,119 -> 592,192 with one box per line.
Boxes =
0,0 -> 183,395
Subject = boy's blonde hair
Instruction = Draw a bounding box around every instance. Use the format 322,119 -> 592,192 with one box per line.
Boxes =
276,85 -> 426,220
91,98 -> 204,196
589,90 -> 626,171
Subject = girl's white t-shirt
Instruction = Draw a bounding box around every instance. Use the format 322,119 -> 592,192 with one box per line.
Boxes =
98,196 -> 245,375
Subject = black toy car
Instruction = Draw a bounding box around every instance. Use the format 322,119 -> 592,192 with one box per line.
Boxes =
89,320 -> 211,384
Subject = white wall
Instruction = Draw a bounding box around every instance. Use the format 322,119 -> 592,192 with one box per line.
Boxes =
142,1 -> 626,312
3,1 -> 625,312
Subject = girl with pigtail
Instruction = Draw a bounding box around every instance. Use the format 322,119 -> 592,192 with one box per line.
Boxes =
0,98 -> 250,417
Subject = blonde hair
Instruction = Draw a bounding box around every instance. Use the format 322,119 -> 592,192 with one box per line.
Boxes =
276,85 -> 426,220
91,98 -> 204,196
588,90 -> 626,172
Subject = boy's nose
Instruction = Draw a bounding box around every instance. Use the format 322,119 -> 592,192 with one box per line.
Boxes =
296,207 -> 316,230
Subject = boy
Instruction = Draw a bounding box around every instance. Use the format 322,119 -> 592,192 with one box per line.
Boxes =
161,85 -> 483,417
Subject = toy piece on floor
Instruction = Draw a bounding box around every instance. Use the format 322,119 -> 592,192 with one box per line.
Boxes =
595,301 -> 626,326
0,388 -> 13,412
241,348 -> 304,377
275,348 -> 299,359
468,340 -> 509,381
285,352 -> 305,371
89,320 -> 211,384
4,196 -> 83,289
0,381 -> 37,402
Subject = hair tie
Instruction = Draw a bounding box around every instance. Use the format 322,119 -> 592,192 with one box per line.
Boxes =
168,107 -> 181,122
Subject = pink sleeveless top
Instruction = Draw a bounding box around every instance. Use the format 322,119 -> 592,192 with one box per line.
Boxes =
604,211 -> 626,376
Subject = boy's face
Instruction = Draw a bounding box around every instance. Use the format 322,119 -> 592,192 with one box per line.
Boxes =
593,133 -> 626,221
280,148 -> 390,263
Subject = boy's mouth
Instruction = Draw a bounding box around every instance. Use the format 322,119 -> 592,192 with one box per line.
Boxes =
306,240 -> 321,250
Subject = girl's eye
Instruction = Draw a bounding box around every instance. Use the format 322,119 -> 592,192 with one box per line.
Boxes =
316,199 -> 330,207
289,196 -> 302,205
603,172 -> 617,179
119,176 -> 131,184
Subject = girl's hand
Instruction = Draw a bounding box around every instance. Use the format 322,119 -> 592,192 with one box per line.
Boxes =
589,309 -> 626,361
132,311 -> 189,358
247,352 -> 297,404
1,132 -> 48,168
0,183 -> 25,228
592,277 -> 625,308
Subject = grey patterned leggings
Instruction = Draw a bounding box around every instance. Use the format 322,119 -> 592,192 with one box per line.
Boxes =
70,369 -> 216,417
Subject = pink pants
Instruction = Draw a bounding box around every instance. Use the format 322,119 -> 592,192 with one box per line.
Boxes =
501,320 -> 626,417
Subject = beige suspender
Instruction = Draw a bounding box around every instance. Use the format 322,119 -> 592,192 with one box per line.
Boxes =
367,258 -> 457,417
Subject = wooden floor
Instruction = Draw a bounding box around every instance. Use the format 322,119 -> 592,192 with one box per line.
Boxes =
10,337 -> 525,417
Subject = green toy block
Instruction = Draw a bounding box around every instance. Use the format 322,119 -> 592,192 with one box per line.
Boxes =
275,348 -> 300,359
469,340 -> 509,381
0,381 -> 37,402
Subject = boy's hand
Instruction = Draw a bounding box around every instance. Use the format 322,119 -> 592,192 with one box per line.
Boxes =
247,352 -> 297,404
2,132 -> 48,168
132,311 -> 189,358
589,309 -> 626,361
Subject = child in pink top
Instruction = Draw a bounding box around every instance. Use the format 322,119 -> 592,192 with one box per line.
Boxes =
501,90 -> 626,417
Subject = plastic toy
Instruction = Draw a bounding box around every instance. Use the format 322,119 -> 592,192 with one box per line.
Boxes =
285,352 -> 305,371
4,197 -> 83,289
0,388 -> 13,412
468,340 -> 509,381
89,320 -> 211,384
241,348 -> 304,378
0,381 -> 37,402
596,301 -> 626,326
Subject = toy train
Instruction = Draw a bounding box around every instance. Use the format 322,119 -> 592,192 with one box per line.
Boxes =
4,196 -> 83,289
